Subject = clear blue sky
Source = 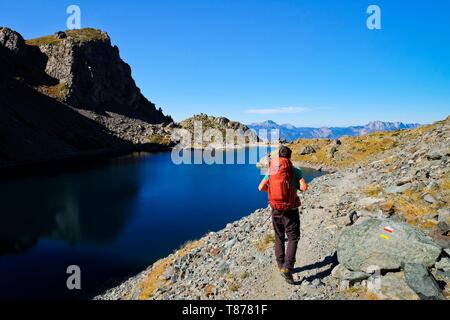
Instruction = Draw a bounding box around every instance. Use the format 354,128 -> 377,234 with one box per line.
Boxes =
1,0 -> 449,126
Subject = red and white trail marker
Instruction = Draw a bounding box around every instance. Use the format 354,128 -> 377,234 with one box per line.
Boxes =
383,226 -> 393,233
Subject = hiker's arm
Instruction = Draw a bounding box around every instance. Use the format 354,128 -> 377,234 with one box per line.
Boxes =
258,178 -> 269,192
299,178 -> 308,192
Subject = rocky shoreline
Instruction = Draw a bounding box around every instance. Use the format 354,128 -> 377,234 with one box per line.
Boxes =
97,116 -> 449,300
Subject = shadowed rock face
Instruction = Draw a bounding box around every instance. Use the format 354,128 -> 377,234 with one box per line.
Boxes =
0,28 -> 59,87
26,28 -> 171,124
0,79 -> 129,168
0,27 -> 173,168
0,28 -> 24,89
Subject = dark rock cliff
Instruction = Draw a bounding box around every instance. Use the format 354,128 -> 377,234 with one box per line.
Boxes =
29,28 -> 170,123
0,27 -> 173,169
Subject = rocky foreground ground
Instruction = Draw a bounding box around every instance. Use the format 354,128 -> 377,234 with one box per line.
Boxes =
97,117 -> 449,300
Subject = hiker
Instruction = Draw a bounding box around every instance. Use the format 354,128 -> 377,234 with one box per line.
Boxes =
258,145 -> 308,284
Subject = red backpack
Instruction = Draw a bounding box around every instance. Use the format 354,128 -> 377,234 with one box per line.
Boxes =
268,157 -> 300,211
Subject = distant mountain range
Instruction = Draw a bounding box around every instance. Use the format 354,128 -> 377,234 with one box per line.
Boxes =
248,120 -> 421,142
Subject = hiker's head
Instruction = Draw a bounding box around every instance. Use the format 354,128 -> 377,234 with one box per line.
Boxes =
278,146 -> 292,159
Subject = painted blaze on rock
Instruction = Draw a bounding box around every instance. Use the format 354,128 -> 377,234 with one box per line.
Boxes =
337,218 -> 441,271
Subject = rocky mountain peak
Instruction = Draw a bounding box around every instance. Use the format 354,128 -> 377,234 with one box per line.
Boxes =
20,28 -> 170,124
0,27 -> 175,168
366,121 -> 401,130
180,114 -> 253,132
178,114 -> 260,146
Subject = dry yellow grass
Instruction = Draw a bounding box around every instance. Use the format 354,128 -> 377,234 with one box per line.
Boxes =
26,28 -> 108,46
228,282 -> 239,292
287,118 -> 448,169
138,257 -> 173,299
254,232 -> 275,252
386,189 -> 439,226
365,292 -> 381,300
26,35 -> 62,46
138,239 -> 202,299
439,172 -> 450,205
146,133 -> 172,146
37,82 -> 69,101
346,286 -> 362,295
379,199 -> 395,215
220,272 -> 240,293
65,28 -> 109,42
344,286 -> 382,300
363,168 -> 448,229
364,184 -> 383,197
289,132 -> 399,168
417,220 -> 439,230
343,286 -> 367,299
238,271 -> 249,280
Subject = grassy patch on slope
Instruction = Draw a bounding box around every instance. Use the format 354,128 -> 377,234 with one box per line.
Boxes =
26,28 -> 108,46
37,82 -> 69,101
138,239 -> 203,300
287,118 -> 448,169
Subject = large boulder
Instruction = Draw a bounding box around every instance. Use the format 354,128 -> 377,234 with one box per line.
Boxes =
367,272 -> 420,300
331,264 -> 370,284
337,218 -> 441,272
403,263 -> 445,300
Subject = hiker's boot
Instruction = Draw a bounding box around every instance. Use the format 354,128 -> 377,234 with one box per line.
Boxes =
280,268 -> 294,285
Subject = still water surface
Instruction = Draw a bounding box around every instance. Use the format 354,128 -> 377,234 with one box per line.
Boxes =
0,148 -> 323,299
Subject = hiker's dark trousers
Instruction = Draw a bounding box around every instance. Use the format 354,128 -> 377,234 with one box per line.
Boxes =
271,208 -> 300,271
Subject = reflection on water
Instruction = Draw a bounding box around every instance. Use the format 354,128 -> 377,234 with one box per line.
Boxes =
0,160 -> 139,253
0,148 -> 323,299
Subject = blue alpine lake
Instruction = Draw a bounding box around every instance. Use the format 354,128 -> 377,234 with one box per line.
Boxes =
0,148 -> 323,299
